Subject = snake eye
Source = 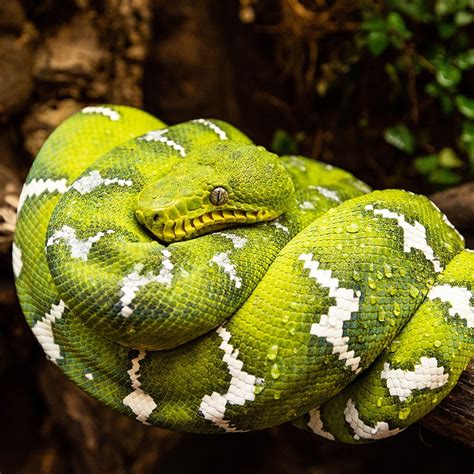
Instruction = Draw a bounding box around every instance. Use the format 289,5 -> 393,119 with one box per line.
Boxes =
210,186 -> 228,206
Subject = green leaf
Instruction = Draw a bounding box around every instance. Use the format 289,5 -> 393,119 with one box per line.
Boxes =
436,63 -> 462,88
425,82 -> 440,97
438,147 -> 464,168
362,17 -> 387,31
428,168 -> 462,185
454,30 -> 471,50
387,12 -> 412,48
271,129 -> 298,155
435,0 -> 470,17
455,95 -> 474,119
414,154 -> 439,174
438,21 -> 457,38
455,10 -> 473,26
461,121 -> 474,143
435,0 -> 450,16
387,12 -> 412,37
384,125 -> 415,154
439,93 -> 454,114
388,0 -> 433,22
385,63 -> 400,84
367,30 -> 389,55
456,49 -> 474,70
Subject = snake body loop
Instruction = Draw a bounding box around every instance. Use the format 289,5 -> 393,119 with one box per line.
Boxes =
13,105 -> 473,442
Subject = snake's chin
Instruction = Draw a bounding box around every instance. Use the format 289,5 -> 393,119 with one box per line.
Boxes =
147,208 -> 276,243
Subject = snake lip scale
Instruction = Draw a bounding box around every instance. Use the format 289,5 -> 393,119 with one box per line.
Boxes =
13,104 -> 473,442
139,208 -> 273,243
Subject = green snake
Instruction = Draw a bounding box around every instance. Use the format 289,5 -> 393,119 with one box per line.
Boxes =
13,105 -> 473,442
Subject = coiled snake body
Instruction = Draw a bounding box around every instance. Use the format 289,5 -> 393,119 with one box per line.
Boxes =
13,105 -> 473,442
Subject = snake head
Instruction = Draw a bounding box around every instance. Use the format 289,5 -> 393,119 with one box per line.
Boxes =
135,141 -> 294,242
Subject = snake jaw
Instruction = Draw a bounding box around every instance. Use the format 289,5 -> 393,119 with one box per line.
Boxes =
142,208 -> 277,243
134,141 -> 294,243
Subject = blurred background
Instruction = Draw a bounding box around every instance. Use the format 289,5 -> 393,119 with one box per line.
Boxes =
0,1 -> 473,472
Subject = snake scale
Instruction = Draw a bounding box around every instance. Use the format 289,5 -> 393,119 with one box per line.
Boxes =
13,105 -> 473,443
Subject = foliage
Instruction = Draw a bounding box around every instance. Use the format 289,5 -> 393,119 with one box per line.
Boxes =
272,129 -> 305,155
361,0 -> 474,186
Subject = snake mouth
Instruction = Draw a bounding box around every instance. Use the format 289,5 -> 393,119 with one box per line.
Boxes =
152,208 -> 275,243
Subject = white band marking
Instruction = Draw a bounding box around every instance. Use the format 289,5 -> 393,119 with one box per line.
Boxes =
381,357 -> 449,401
211,252 -> 242,288
299,253 -> 361,372
140,129 -> 186,157
81,106 -> 120,121
307,408 -> 335,440
299,201 -> 315,210
32,300 -> 66,364
47,226 -> 115,261
217,232 -> 248,249
429,201 -> 464,243
344,398 -> 401,440
270,219 -> 289,234
309,186 -> 341,203
193,119 -> 228,140
71,170 -> 133,194
12,242 -> 23,278
199,327 -> 260,432
18,178 -> 68,212
427,284 -> 474,328
123,350 -> 157,424
120,250 -> 174,318
365,204 -> 443,273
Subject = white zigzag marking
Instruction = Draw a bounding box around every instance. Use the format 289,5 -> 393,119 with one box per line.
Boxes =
81,106 -> 120,121
140,129 -> 186,157
120,250 -> 174,317
18,170 -> 134,211
344,399 -> 401,441
71,170 -> 133,194
309,185 -> 341,202
287,155 -> 306,172
32,300 -> 66,364
193,119 -> 228,140
381,357 -> 449,401
299,253 -> 361,372
18,178 -> 68,212
427,284 -> 474,328
217,232 -> 248,249
199,327 -> 261,432
123,350 -> 157,424
211,252 -> 242,288
429,200 -> 464,243
365,204 -> 442,273
271,219 -> 289,233
299,201 -> 315,210
307,408 -> 335,440
12,243 -> 22,278
47,225 -> 115,261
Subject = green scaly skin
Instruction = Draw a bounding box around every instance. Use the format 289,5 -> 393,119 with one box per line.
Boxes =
13,105 -> 473,442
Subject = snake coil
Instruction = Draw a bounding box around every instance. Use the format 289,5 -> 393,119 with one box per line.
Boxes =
14,105 -> 473,442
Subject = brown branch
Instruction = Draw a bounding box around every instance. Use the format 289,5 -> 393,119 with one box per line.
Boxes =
430,182 -> 474,232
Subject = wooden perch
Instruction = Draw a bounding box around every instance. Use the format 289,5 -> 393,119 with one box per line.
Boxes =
430,182 -> 474,236
421,184 -> 474,447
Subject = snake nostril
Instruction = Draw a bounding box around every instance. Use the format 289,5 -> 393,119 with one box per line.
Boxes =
153,214 -> 160,222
